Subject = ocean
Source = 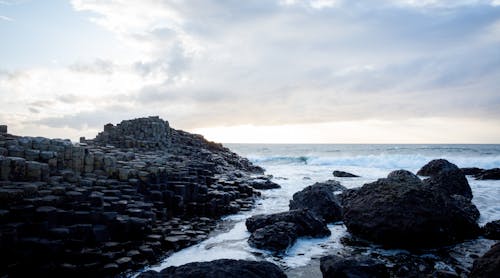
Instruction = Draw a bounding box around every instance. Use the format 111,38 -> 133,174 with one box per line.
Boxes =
142,144 -> 500,276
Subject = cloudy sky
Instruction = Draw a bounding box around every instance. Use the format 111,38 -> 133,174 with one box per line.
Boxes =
1,0 -> 500,143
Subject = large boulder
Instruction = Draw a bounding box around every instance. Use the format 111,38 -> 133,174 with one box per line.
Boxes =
342,170 -> 480,249
470,243 -> 500,278
320,255 -> 389,278
246,209 -> 330,237
246,209 -> 330,251
248,221 -> 297,251
139,259 -> 286,278
417,159 -> 472,199
289,180 -> 345,222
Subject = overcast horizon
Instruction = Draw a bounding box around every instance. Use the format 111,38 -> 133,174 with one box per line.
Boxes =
1,0 -> 500,143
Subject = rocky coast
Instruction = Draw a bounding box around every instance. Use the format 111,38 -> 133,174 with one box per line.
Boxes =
0,116 -> 277,277
1,121 -> 499,278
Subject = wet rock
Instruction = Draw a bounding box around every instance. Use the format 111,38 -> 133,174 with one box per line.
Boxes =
333,170 -> 359,178
246,209 -> 330,238
417,159 -> 472,199
320,255 -> 389,278
248,221 -> 298,251
139,259 -> 286,278
461,167 -> 484,176
483,220 -> 500,239
247,178 -> 281,190
289,180 -> 344,222
470,243 -> 500,278
342,170 -> 480,249
474,168 -> 500,180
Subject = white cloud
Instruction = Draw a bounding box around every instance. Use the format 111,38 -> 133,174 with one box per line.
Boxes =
0,15 -> 13,21
1,0 -> 499,142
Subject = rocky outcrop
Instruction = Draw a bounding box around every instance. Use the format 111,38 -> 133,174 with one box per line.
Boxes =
483,220 -> 500,239
248,221 -> 298,251
342,169 -> 480,249
460,167 -> 500,180
246,210 -> 330,251
289,180 -> 345,223
139,259 -> 286,278
417,159 -> 473,199
0,117 -> 267,277
247,177 -> 281,190
332,170 -> 359,178
320,255 -> 389,278
474,168 -> 500,180
461,167 -> 484,176
470,243 -> 500,278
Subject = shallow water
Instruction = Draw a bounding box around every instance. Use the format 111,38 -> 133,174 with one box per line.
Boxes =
143,144 -> 500,274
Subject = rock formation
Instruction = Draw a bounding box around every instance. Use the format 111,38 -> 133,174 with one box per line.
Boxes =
332,170 -> 359,178
320,255 -> 389,278
289,180 -> 345,223
342,168 -> 480,249
0,116 -> 270,276
245,209 -> 330,251
417,159 -> 473,199
139,259 -> 287,278
470,243 -> 500,278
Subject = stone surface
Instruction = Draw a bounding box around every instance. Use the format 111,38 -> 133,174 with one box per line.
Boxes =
461,167 -> 484,176
470,243 -> 500,278
332,170 -> 359,178
483,220 -> 500,239
247,177 -> 281,190
289,180 -> 344,223
246,209 -> 330,237
320,255 -> 389,278
246,209 -> 330,251
342,169 -> 480,249
417,159 -> 472,199
248,221 -> 297,251
139,259 -> 286,278
474,168 -> 500,180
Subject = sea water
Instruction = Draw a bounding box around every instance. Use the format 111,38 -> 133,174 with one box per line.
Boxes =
143,144 -> 500,274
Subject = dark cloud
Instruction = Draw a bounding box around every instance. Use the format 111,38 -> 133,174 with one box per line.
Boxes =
28,107 -> 39,114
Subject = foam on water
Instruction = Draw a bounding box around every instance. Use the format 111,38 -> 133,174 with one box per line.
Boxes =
141,144 -> 500,274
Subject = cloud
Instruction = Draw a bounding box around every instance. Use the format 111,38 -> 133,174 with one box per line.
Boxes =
1,0 -> 499,142
0,15 -> 13,21
68,59 -> 114,74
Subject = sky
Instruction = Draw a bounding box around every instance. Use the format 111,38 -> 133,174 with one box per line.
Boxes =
1,0 -> 500,143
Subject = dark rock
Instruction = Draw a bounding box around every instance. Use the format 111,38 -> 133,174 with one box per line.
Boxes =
247,178 -> 281,190
248,221 -> 298,251
320,255 -> 389,278
333,170 -> 359,178
246,209 -> 330,237
461,167 -> 484,176
483,220 -> 500,239
289,180 -> 344,222
475,168 -> 500,180
470,243 -> 500,278
342,170 -> 480,249
138,259 -> 286,278
417,159 -> 473,199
